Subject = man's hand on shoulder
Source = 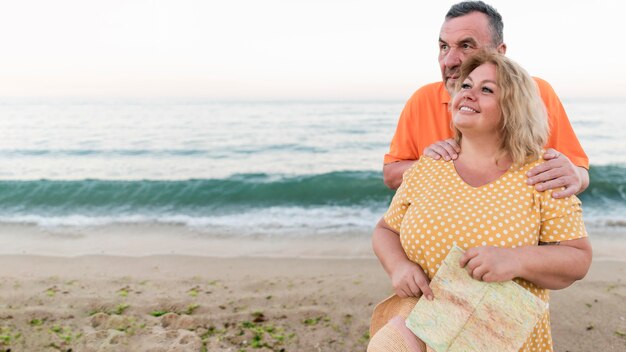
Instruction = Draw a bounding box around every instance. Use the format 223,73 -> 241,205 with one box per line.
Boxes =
383,139 -> 460,190
424,138 -> 460,161
526,148 -> 590,198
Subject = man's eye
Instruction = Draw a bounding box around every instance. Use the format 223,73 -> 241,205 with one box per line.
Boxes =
461,83 -> 471,89
482,87 -> 494,93
440,44 -> 449,51
462,43 -> 473,49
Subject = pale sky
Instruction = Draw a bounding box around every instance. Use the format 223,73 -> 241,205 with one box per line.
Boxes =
0,0 -> 623,100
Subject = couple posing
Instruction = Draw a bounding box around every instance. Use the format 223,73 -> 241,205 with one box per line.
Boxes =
369,2 -> 591,352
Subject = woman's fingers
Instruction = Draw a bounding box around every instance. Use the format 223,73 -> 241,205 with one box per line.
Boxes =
395,287 -> 410,298
413,272 -> 434,300
406,278 -> 423,298
470,265 -> 488,281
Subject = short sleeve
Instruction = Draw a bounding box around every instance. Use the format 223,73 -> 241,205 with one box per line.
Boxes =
384,94 -> 421,164
383,163 -> 419,232
537,191 -> 588,243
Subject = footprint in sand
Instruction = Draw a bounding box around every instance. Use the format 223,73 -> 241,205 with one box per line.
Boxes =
160,313 -> 200,330
90,312 -> 109,328
140,330 -> 202,351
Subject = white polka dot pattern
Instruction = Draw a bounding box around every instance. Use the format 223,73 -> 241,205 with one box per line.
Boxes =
383,156 -> 587,352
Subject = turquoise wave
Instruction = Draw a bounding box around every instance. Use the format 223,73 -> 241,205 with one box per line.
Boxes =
0,171 -> 393,214
0,165 -> 622,215
580,165 -> 626,206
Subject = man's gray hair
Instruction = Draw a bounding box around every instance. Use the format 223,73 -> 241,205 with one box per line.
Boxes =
446,1 -> 504,46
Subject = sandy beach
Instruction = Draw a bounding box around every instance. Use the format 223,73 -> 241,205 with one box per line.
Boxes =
0,231 -> 624,351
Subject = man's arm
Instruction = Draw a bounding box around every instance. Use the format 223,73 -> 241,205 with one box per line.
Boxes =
577,167 -> 590,193
383,160 -> 416,189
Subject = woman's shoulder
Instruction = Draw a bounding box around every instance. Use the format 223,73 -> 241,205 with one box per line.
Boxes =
516,152 -> 546,174
518,152 -> 584,206
419,155 -> 451,167
402,156 -> 449,181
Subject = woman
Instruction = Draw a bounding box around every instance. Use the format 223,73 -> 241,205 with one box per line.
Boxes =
368,51 -> 592,352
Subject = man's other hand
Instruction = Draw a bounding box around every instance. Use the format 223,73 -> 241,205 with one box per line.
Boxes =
526,148 -> 589,198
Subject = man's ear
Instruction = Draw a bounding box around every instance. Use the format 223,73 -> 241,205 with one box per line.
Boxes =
497,43 -> 507,54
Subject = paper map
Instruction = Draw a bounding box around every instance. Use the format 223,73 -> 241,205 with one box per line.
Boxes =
405,246 -> 547,352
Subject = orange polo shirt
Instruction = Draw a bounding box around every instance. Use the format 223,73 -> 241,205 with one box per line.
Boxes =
384,78 -> 589,169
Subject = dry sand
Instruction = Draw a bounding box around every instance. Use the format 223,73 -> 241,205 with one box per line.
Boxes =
0,230 -> 624,351
0,253 -> 623,351
0,255 -> 388,352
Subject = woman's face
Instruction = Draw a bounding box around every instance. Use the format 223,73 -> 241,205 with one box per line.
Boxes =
452,63 -> 502,136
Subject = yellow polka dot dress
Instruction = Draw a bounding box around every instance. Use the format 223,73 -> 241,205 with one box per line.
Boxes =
383,156 -> 587,352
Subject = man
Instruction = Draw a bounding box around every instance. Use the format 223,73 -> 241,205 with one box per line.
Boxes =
383,1 -> 589,199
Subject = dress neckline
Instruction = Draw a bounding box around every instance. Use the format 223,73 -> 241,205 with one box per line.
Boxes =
449,159 -> 513,190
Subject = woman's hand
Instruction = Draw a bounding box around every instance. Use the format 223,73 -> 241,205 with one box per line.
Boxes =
390,260 -> 434,300
372,217 -> 434,300
459,246 -> 521,282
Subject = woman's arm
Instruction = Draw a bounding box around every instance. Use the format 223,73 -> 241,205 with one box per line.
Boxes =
459,238 -> 592,290
516,238 -> 592,289
372,218 -> 434,299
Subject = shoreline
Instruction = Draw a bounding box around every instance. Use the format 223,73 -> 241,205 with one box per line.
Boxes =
1,224 -> 625,261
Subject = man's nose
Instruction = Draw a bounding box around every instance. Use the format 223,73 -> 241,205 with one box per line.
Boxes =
444,48 -> 462,69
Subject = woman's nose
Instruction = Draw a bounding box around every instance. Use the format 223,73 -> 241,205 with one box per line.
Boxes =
462,89 -> 476,101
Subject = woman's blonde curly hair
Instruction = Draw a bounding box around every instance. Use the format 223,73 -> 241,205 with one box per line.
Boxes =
452,51 -> 549,166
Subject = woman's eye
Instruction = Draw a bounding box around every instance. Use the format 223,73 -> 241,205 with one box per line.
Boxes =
461,83 -> 471,89
482,87 -> 494,93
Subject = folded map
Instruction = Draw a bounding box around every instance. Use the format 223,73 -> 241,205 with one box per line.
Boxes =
405,246 -> 547,352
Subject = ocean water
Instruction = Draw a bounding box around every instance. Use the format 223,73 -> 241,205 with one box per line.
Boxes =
0,98 -> 624,238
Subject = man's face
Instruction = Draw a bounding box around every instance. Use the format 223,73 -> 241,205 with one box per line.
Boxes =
438,12 -> 501,93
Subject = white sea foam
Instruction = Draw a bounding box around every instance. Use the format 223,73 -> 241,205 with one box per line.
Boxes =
0,206 -> 384,237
